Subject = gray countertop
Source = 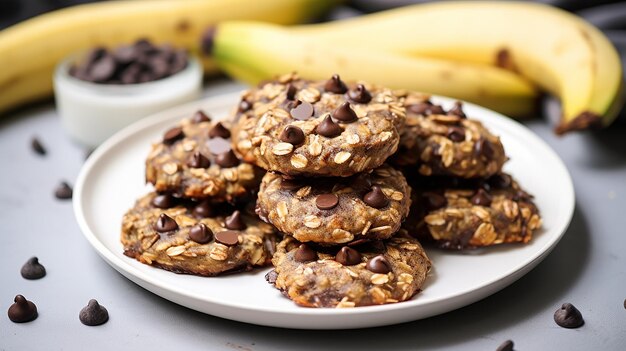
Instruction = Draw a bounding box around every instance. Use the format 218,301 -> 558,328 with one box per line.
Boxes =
1,80 -> 625,350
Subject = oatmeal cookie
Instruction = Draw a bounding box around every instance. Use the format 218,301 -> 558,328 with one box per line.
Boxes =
256,165 -> 411,245
267,235 -> 431,308
403,172 -> 541,250
232,73 -> 406,177
145,110 -> 264,201
394,93 -> 506,178
121,192 -> 279,276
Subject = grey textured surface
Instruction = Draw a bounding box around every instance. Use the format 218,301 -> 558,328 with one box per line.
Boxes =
1,80 -> 626,350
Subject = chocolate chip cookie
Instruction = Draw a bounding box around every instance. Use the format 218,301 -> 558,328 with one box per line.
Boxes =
231,73 -> 406,177
121,192 -> 279,276
256,165 -> 411,244
394,93 -> 506,178
145,110 -> 263,202
267,235 -> 431,308
403,172 -> 541,250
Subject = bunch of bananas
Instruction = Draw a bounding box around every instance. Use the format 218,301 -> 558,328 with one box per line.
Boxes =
211,2 -> 623,134
0,0 -> 336,116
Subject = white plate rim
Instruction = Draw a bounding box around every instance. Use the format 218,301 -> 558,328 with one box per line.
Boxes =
73,91 -> 575,328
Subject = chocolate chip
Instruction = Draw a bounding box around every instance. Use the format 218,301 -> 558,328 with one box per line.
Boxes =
285,84 -> 297,100
151,194 -> 175,209
290,100 -> 314,120
324,74 -> 348,94
208,122 -> 231,139
423,192 -> 447,211
335,246 -> 361,266
471,188 -> 493,207
8,295 -> 38,323
496,340 -> 514,351
448,101 -> 466,118
554,303 -> 584,328
488,173 -> 512,189
79,299 -> 109,326
207,137 -> 231,155
366,255 -> 391,274
316,194 -> 339,210
238,99 -> 252,113
113,45 -> 136,64
363,186 -> 389,209
316,115 -> 343,138
189,223 -> 213,244
215,150 -> 240,168
54,181 -> 73,200
187,151 -> 211,168
429,104 -> 445,115
89,54 -> 116,82
279,125 -> 305,145
225,210 -> 247,230
163,127 -> 184,145
332,102 -> 358,123
192,200 -> 214,218
215,230 -> 239,246
348,84 -> 372,104
447,126 -> 465,142
20,257 -> 46,280
265,269 -> 278,284
474,138 -> 495,158
407,101 -> 431,115
31,137 -> 46,156
191,110 -> 211,124
294,244 -> 317,262
154,213 -> 178,233
280,178 -> 303,191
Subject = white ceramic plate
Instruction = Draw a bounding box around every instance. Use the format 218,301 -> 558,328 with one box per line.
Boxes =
74,92 -> 574,329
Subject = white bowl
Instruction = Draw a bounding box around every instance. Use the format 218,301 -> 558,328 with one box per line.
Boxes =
54,55 -> 202,147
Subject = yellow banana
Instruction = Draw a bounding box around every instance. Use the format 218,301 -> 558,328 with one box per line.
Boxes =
294,1 -> 623,133
0,0 -> 337,115
212,21 -> 538,117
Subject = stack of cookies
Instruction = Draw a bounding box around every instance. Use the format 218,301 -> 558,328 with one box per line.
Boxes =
121,72 -> 542,309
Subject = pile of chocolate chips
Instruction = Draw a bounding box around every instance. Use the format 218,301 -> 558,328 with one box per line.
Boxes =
69,39 -> 188,84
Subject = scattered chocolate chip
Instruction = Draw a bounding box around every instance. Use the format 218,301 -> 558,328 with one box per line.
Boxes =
163,127 -> 184,145
280,178 -> 303,191
471,188 -> 493,207
290,100 -> 314,120
324,74 -> 348,94
428,104 -> 445,115
294,244 -> 317,262
8,295 -> 38,323
31,137 -> 46,156
192,200 -> 214,218
113,45 -> 136,64
207,137 -> 231,154
335,246 -> 362,266
191,110 -> 211,124
215,150 -> 240,168
215,230 -> 239,246
79,299 -> 109,326
151,194 -> 176,209
238,99 -> 252,113
20,257 -> 46,280
54,181 -> 73,200
332,102 -> 358,123
154,213 -> 178,233
363,186 -> 389,209
447,126 -> 465,142
316,115 -> 343,138
554,303 -> 584,328
285,84 -> 297,100
265,269 -> 278,284
407,101 -> 431,115
189,223 -> 213,244
366,255 -> 391,274
496,340 -> 514,351
474,138 -> 495,158
348,84 -> 372,104
448,101 -> 466,118
225,210 -> 247,230
89,54 -> 116,82
208,122 -> 231,139
488,173 -> 512,189
423,192 -> 447,211
187,151 -> 211,168
316,194 -> 339,210
279,125 -> 305,145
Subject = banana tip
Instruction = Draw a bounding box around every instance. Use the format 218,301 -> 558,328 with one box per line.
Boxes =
201,26 -> 217,55
554,111 -> 602,135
